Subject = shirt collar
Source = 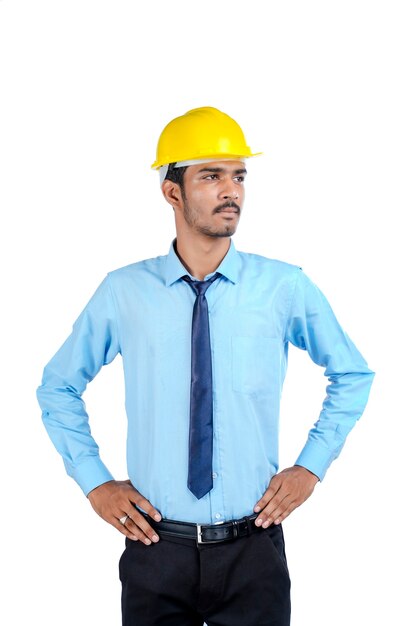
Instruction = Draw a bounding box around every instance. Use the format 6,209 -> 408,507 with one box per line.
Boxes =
164,237 -> 241,286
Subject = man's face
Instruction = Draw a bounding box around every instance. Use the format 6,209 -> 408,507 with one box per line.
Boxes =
180,160 -> 246,238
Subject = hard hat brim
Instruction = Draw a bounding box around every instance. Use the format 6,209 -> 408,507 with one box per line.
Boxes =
151,151 -> 262,170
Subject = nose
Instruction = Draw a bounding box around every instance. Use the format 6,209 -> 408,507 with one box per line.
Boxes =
221,178 -> 240,200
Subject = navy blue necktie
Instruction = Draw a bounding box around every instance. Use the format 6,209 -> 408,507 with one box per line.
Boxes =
182,272 -> 221,499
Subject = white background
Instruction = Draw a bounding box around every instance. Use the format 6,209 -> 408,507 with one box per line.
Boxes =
0,1 -> 416,624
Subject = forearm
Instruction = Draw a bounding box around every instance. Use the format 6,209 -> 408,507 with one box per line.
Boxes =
36,274 -> 120,494
294,368 -> 375,480
285,268 -> 375,479
37,380 -> 114,495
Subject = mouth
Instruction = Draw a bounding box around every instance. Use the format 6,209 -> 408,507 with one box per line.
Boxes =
215,201 -> 240,214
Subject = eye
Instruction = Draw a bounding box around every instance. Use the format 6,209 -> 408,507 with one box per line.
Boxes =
203,174 -> 219,180
234,176 -> 246,183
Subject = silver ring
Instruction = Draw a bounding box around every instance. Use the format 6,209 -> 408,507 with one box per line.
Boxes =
119,515 -> 128,525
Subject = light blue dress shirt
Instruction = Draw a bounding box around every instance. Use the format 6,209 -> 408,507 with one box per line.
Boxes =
36,238 -> 374,524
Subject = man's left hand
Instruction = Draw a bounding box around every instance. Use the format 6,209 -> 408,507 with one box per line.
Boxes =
253,465 -> 319,528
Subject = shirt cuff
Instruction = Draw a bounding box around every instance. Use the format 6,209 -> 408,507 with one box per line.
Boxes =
68,456 -> 115,496
294,441 -> 338,482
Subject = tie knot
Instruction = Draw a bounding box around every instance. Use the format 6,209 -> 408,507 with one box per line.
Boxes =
182,272 -> 221,296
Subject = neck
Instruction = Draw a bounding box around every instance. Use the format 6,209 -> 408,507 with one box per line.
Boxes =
174,234 -> 231,280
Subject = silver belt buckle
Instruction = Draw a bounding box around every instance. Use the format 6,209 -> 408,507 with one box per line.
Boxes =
197,523 -> 214,545
196,523 -> 204,545
196,521 -> 225,545
197,520 -> 237,545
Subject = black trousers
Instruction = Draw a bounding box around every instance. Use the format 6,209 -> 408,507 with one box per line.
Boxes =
119,522 -> 291,626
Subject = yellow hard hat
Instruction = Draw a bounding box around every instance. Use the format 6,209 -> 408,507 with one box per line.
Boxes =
151,106 -> 261,169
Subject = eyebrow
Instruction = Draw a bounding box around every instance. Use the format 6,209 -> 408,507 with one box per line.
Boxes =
197,167 -> 247,175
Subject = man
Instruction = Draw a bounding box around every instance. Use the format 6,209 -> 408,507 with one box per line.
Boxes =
37,106 -> 374,626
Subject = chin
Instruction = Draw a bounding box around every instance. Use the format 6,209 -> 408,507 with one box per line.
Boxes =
198,229 -> 234,238
214,227 -> 237,237
197,222 -> 238,237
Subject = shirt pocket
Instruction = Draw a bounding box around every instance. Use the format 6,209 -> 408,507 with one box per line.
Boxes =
232,336 -> 281,395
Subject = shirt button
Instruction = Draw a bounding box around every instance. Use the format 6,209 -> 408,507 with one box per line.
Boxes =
215,513 -> 222,519
212,472 -> 218,479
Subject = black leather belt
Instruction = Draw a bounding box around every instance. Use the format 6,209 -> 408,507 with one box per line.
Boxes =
142,512 -> 262,545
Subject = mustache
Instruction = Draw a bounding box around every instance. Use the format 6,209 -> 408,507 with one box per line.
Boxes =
214,200 -> 241,213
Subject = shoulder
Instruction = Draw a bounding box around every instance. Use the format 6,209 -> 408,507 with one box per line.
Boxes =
105,252 -> 167,284
236,248 -> 302,278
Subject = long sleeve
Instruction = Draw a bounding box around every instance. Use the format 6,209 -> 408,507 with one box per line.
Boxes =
285,268 -> 375,480
36,274 -> 121,495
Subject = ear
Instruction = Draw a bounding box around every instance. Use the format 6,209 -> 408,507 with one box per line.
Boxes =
161,180 -> 183,210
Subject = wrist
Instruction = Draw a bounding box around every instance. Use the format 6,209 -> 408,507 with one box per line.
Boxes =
293,464 -> 320,482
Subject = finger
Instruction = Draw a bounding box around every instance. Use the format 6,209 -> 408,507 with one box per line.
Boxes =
113,516 -> 152,544
100,513 -> 140,542
264,495 -> 301,527
128,489 -> 162,523
255,491 -> 292,527
113,512 -> 155,544
123,507 -> 161,544
254,474 -> 283,519
271,498 -> 299,524
253,476 -> 282,513
272,508 -> 291,524
122,516 -> 159,545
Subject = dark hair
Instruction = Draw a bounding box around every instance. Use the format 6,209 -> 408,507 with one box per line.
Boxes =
164,163 -> 188,195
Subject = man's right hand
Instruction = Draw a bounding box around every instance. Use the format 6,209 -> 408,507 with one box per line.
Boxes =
87,479 -> 162,545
